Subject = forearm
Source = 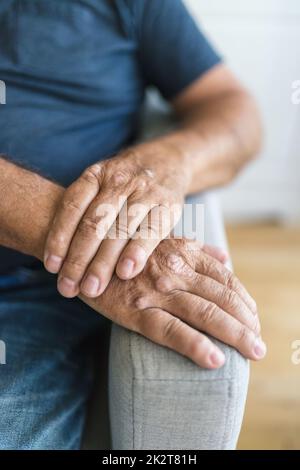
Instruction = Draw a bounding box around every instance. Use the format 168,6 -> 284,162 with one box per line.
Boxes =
0,157 -> 63,260
153,89 -> 262,194
0,90 -> 260,260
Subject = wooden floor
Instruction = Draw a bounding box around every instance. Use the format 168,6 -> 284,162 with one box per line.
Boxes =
226,223 -> 300,450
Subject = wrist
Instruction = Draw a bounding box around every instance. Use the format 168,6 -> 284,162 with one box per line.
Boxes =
29,183 -> 64,261
133,137 -> 193,196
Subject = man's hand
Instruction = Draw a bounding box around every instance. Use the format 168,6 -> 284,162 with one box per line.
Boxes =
43,142 -> 190,298
43,65 -> 262,300
0,158 -> 265,369
82,238 -> 265,369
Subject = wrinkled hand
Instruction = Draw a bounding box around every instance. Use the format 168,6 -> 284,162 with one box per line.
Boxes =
81,238 -> 265,369
43,143 -> 190,298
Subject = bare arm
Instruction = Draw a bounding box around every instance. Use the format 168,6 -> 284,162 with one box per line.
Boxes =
159,64 -> 263,193
0,157 -> 63,260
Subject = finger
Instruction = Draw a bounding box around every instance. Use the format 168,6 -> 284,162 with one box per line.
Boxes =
80,201 -> 152,297
44,164 -> 102,273
116,204 -> 181,280
136,308 -> 226,369
57,191 -> 127,298
184,272 -> 261,335
164,291 -> 266,361
202,245 -> 229,264
195,251 -> 257,313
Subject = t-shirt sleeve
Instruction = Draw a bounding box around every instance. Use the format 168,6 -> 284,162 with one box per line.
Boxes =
128,0 -> 222,100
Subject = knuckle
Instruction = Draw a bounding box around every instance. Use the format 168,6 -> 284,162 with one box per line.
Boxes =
81,164 -> 102,185
179,293 -> 198,318
155,275 -> 174,294
236,325 -> 249,345
61,197 -> 82,213
78,215 -> 99,237
134,176 -> 149,192
224,271 -> 236,290
223,288 -> 240,311
201,302 -> 218,325
116,221 -> 131,239
108,170 -> 131,188
191,273 -> 205,291
134,296 -> 151,310
198,254 -> 211,274
162,317 -> 182,342
165,253 -> 186,274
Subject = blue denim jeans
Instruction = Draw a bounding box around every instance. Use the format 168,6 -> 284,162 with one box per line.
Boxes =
0,266 -> 108,449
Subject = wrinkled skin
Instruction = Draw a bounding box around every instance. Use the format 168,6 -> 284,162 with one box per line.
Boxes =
82,238 -> 264,369
43,145 -> 189,298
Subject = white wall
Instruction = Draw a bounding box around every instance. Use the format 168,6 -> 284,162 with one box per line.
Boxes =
184,0 -> 300,222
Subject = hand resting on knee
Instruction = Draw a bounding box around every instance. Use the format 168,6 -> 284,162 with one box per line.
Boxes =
82,238 -> 265,369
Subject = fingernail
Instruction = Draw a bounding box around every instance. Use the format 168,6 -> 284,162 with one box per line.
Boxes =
118,258 -> 135,279
209,349 -> 225,368
253,338 -> 267,359
45,254 -> 62,273
58,277 -> 77,297
81,275 -> 100,297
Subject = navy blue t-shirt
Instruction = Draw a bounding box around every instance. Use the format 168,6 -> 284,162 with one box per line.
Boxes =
0,0 -> 221,272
